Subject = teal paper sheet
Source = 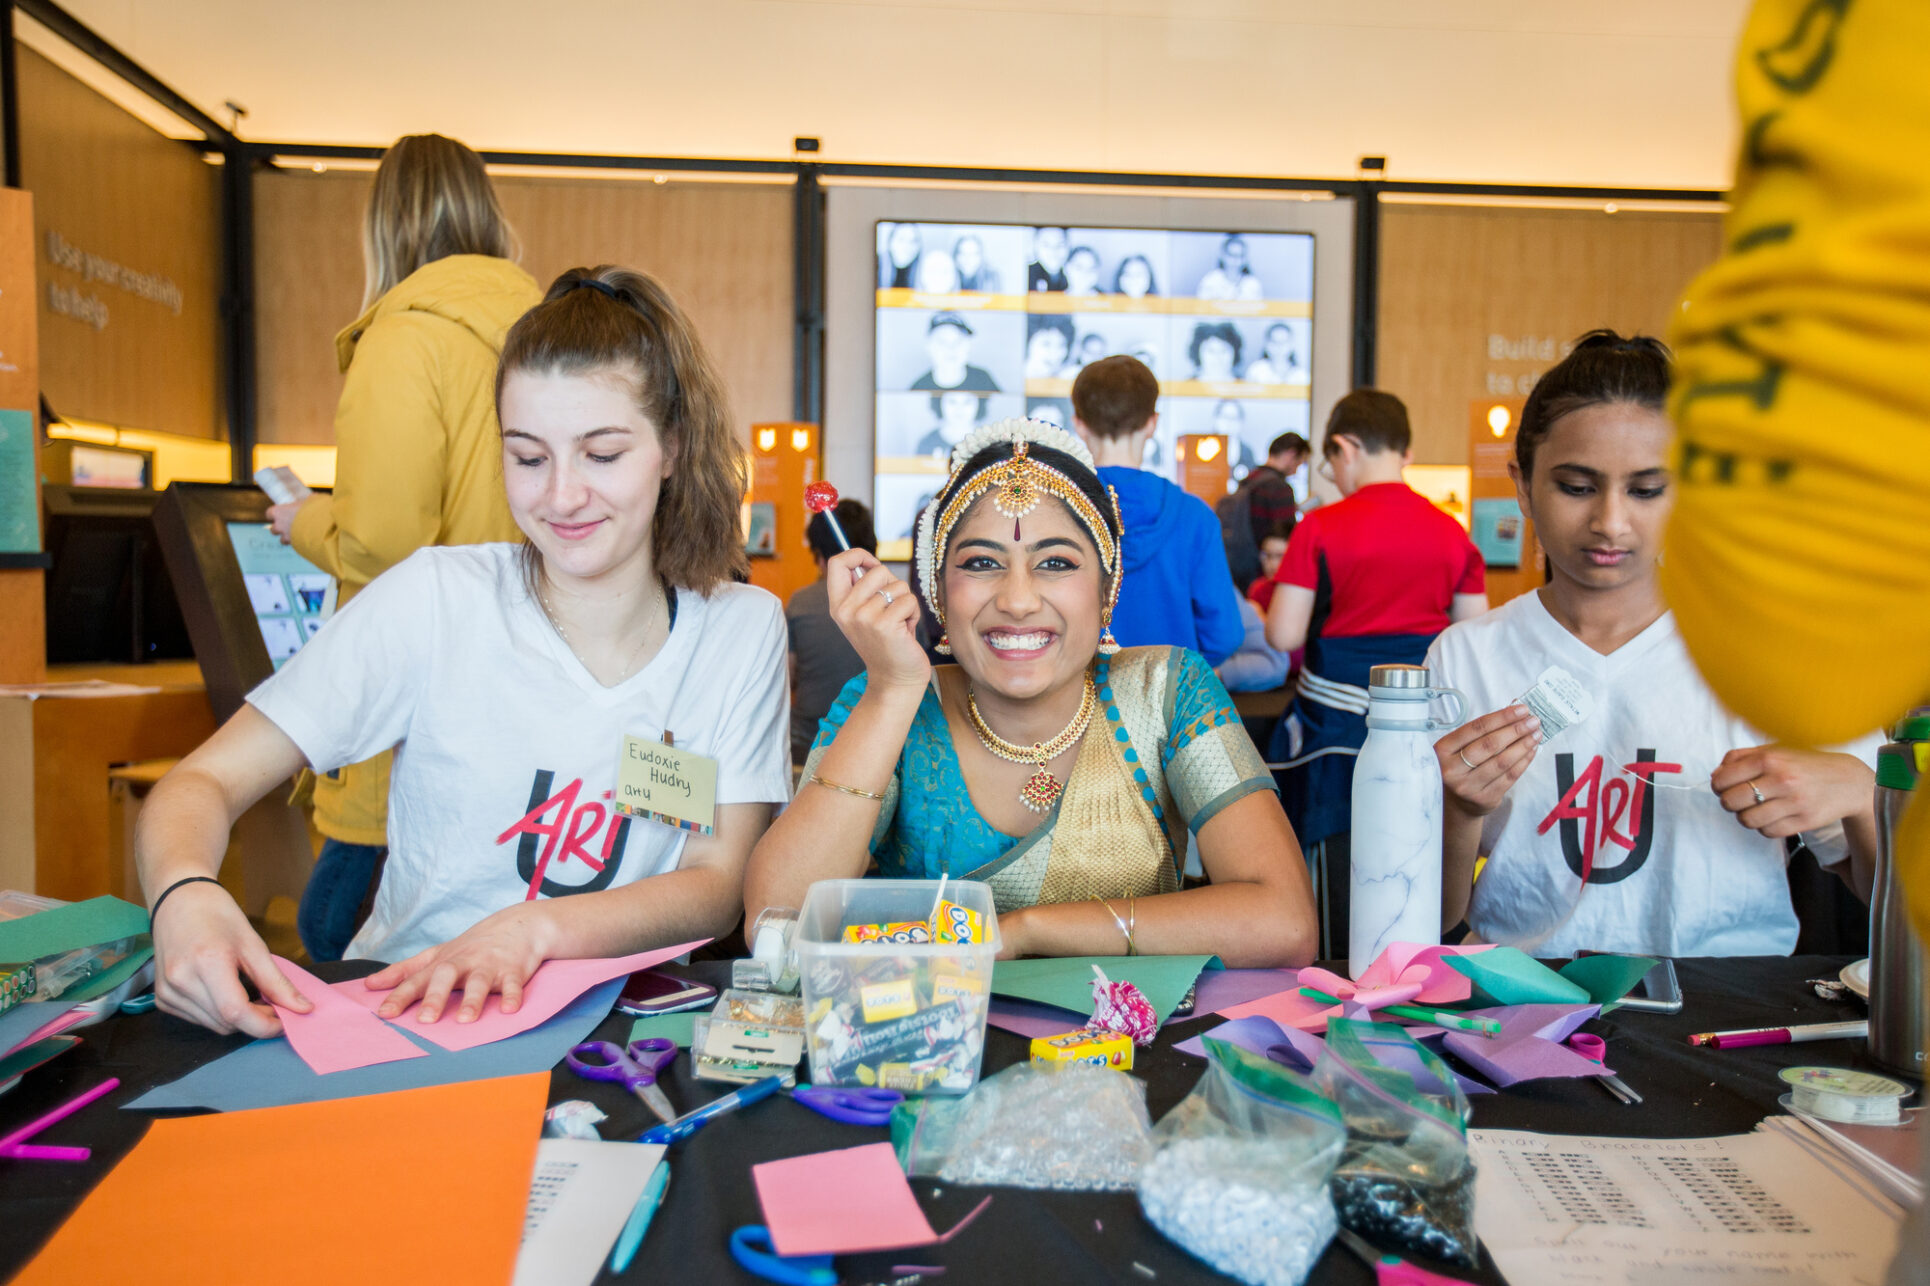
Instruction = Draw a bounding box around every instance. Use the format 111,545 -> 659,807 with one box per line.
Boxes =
991,955 -> 1221,1026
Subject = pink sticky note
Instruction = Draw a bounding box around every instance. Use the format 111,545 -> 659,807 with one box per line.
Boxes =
269,955 -> 429,1075
753,1142 -> 939,1257
333,941 -> 707,1052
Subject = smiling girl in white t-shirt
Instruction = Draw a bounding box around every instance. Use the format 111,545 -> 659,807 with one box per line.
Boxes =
136,267 -> 791,1038
1427,331 -> 1880,958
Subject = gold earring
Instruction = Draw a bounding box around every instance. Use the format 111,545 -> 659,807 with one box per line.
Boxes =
935,632 -> 952,656
1098,628 -> 1120,656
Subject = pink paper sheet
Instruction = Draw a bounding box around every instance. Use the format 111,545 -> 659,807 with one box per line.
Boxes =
332,941 -> 706,1052
269,955 -> 428,1075
753,1141 -> 939,1257
1191,968 -> 1302,1018
1218,986 -> 1343,1032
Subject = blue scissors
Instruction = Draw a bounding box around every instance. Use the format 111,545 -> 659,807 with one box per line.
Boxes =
566,1038 -> 677,1125
788,1085 -> 902,1126
728,1226 -> 923,1286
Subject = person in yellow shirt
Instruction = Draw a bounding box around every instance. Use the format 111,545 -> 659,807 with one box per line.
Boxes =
1664,1 -> 1930,930
267,133 -> 540,960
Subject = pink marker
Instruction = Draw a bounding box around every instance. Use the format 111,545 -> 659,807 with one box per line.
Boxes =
1693,1019 -> 1868,1049
0,1076 -> 120,1162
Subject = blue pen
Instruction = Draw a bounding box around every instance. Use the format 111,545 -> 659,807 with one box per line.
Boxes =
637,1074 -> 787,1146
609,1160 -> 671,1274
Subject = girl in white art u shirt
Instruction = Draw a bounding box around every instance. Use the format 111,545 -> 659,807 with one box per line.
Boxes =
1428,331 -> 1880,958
136,267 -> 791,1038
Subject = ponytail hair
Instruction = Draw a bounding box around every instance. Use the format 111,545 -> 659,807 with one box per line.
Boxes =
497,266 -> 748,594
1515,330 -> 1673,478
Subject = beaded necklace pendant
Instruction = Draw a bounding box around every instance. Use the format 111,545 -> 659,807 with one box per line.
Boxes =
1020,766 -> 1064,813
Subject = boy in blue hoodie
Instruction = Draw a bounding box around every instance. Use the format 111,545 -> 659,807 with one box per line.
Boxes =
1071,356 -> 1244,664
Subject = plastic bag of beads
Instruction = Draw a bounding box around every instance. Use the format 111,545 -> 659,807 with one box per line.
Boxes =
1312,1018 -> 1478,1268
1138,1036 -> 1346,1286
890,1060 -> 1152,1190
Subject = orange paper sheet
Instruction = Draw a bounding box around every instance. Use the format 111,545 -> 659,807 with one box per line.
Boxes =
15,1072 -> 548,1286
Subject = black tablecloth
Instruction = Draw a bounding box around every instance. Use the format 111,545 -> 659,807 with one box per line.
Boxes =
0,954 -> 1891,1284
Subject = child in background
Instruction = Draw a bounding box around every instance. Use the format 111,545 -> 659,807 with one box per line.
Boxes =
1071,356 -> 1245,664
1265,389 -> 1486,955
1248,522 -> 1293,611
1429,332 -> 1879,957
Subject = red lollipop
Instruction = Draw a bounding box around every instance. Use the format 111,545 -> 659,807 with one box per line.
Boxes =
803,481 -> 850,550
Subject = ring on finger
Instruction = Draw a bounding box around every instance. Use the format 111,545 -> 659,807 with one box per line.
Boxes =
1749,780 -> 1765,805
877,589 -> 894,606
1458,750 -> 1477,772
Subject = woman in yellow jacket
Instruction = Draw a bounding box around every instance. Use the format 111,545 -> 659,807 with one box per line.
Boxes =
267,133 -> 541,960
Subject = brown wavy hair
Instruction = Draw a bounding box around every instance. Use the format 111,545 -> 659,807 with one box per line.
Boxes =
497,266 -> 748,594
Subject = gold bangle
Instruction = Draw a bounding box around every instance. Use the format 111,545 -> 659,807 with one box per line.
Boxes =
1092,896 -> 1137,957
806,774 -> 885,802
1127,897 -> 1138,957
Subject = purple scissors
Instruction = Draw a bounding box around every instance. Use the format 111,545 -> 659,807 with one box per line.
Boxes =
789,1086 -> 902,1126
567,1038 -> 678,1125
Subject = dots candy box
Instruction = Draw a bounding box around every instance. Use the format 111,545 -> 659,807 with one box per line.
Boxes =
797,878 -> 1000,1096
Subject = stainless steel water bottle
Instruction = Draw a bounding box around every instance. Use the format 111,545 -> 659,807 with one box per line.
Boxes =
1868,708 -> 1928,1077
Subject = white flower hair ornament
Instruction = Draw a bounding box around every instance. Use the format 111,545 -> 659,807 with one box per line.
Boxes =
914,417 -> 1126,656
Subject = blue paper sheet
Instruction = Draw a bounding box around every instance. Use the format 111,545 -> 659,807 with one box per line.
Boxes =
125,978 -> 623,1112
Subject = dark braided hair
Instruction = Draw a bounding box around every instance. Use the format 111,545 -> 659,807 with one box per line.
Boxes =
1515,330 -> 1673,478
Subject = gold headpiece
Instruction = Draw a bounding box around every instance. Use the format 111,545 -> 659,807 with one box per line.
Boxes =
915,421 -> 1126,644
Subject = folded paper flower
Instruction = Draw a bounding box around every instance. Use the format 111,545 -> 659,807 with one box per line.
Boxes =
1298,941 -> 1496,1011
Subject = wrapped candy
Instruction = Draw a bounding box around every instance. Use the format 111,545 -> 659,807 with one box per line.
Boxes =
803,481 -> 850,551
1089,966 -> 1158,1047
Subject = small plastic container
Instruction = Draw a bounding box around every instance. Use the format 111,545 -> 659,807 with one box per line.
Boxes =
796,879 -> 1000,1096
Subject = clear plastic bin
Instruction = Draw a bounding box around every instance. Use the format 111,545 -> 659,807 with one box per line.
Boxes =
797,879 -> 1000,1096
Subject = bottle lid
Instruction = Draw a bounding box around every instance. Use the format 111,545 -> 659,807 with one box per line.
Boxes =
1892,707 -> 1930,743
1368,664 -> 1430,689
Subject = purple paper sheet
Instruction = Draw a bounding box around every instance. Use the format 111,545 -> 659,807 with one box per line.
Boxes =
985,997 -> 1088,1040
1188,968 -> 1301,1019
1172,1015 -> 1493,1095
1441,1003 -> 1603,1087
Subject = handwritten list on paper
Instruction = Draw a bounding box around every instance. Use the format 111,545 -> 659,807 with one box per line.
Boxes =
1470,1129 -> 1900,1285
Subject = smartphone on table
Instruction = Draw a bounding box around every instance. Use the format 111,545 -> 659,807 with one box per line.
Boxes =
1579,951 -> 1684,1014
617,969 -> 717,1017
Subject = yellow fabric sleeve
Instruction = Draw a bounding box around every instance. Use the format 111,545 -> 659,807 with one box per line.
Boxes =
1665,0 -> 1930,934
1665,0 -> 1930,745
290,313 -> 454,598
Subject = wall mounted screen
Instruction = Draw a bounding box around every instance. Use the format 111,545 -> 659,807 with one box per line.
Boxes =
871,221 -> 1314,558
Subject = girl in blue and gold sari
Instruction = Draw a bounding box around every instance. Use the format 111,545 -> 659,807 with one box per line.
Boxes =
745,420 -> 1317,967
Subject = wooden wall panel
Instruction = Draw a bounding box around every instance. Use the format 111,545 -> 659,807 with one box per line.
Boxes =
1377,204 -> 1722,465
18,48 -> 223,439
253,169 -> 793,446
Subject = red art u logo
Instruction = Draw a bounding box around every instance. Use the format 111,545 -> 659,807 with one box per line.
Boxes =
497,770 -> 632,900
1536,750 -> 1681,884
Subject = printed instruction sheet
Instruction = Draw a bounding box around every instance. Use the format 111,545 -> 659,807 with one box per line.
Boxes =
1471,1129 -> 1901,1285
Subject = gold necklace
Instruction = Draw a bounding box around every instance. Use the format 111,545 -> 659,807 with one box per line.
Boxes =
966,673 -> 1096,813
539,580 -> 666,683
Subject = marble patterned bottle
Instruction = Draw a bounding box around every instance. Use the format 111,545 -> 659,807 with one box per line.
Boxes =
1349,664 -> 1466,979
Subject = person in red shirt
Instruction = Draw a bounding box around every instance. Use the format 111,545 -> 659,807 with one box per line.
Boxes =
1263,389 -> 1486,953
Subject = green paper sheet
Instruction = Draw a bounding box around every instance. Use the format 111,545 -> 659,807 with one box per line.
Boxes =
627,1011 -> 699,1048
1444,947 -> 1589,1007
1558,954 -> 1658,1011
0,896 -> 148,964
991,955 -> 1220,1025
